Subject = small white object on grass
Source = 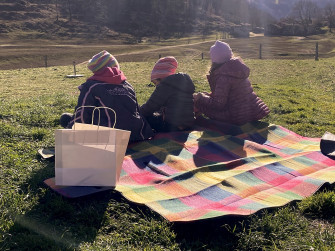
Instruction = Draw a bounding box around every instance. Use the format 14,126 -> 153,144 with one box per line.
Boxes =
66,61 -> 84,78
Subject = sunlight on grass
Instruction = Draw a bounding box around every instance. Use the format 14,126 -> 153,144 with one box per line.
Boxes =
234,207 -> 335,250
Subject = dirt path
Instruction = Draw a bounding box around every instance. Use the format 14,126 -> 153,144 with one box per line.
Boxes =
77,40 -> 215,65
2,34 -> 335,70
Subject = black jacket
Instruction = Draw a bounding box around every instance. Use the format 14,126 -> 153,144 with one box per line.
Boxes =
69,80 -> 154,142
140,73 -> 195,128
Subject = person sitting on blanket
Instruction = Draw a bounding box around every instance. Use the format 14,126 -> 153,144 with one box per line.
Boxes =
193,40 -> 270,125
60,50 -> 154,142
140,56 -> 195,132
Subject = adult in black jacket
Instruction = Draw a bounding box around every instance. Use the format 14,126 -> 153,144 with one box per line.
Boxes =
140,56 -> 195,132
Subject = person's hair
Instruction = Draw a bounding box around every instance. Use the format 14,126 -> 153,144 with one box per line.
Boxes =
152,78 -> 162,86
209,62 -> 224,74
209,54 -> 239,74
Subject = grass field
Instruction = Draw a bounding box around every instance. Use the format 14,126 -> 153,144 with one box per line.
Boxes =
1,35 -> 335,250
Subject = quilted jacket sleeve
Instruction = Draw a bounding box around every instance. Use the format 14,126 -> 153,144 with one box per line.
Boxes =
195,75 -> 231,116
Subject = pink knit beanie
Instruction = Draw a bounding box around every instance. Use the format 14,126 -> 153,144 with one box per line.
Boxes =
87,50 -> 119,72
151,56 -> 178,81
210,40 -> 233,64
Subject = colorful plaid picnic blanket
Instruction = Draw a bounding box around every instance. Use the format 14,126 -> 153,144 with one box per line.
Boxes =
115,119 -> 335,222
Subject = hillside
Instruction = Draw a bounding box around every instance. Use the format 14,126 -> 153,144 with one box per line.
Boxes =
0,0 -> 275,42
0,0 -> 124,42
1,0 -> 333,42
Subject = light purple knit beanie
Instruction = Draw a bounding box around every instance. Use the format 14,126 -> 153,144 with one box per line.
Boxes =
209,40 -> 233,64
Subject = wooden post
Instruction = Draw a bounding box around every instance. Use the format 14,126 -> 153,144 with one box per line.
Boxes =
66,61 -> 83,78
44,55 -> 48,68
315,42 -> 319,61
73,61 -> 76,75
259,44 -> 262,59
201,53 -> 204,60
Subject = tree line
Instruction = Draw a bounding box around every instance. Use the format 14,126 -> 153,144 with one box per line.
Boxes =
14,0 -> 335,38
40,0 -> 274,39
267,0 -> 335,36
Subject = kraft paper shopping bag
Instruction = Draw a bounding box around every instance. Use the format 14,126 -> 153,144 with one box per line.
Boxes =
55,107 -> 131,186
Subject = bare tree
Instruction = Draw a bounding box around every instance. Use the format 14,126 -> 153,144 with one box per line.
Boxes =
66,0 -> 72,21
324,2 -> 335,32
290,0 -> 320,36
55,0 -> 59,21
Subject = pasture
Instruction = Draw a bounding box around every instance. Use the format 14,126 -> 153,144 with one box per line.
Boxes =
1,32 -> 335,70
1,34 -> 335,250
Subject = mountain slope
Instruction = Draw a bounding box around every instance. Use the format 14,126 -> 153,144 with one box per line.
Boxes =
0,0 -> 330,42
0,0 -> 272,41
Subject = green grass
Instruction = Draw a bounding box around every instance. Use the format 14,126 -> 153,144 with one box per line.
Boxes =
1,57 -> 335,250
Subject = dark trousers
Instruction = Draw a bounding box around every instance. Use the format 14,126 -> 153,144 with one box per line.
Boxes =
145,112 -> 191,133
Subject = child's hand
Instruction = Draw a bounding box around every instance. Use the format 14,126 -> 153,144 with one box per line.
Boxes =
194,110 -> 202,118
193,92 -> 202,102
194,92 -> 211,102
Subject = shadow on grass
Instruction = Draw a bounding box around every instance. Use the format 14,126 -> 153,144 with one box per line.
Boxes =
1,157 -> 124,250
171,215 -> 245,250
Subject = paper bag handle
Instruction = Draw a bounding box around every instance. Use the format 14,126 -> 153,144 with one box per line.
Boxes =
92,107 -> 117,128
73,106 -> 117,129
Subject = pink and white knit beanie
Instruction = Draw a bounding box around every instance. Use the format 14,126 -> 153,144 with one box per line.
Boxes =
210,40 -> 233,64
151,56 -> 178,81
87,50 -> 119,72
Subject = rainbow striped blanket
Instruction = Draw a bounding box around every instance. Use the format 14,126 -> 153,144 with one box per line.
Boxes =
115,119 -> 335,222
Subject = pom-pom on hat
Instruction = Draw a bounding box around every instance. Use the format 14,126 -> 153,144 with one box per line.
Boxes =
210,40 -> 233,64
87,50 -> 119,72
151,56 -> 178,81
